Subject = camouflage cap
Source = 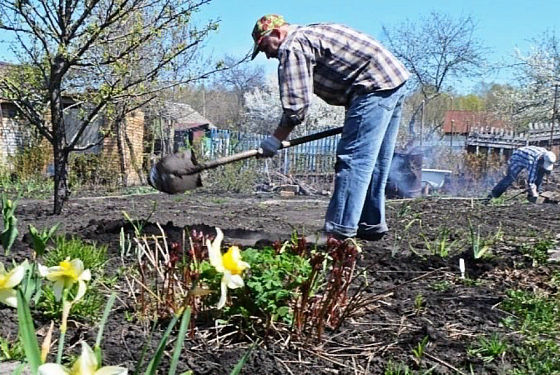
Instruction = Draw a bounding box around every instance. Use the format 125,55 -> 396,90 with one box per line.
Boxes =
251,14 -> 286,60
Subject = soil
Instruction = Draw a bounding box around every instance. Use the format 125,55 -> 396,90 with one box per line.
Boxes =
1,190 -> 560,374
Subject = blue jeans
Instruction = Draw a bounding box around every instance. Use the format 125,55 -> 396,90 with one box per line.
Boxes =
491,166 -> 545,198
324,83 -> 406,237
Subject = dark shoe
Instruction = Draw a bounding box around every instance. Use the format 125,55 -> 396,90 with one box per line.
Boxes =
356,231 -> 387,241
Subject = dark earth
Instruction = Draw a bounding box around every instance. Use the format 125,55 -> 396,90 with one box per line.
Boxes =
1,189 -> 560,374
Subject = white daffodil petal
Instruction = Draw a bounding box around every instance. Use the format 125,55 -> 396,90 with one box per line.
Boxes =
74,280 -> 87,302
38,264 -> 49,277
227,274 -> 245,289
0,288 -> 17,308
38,363 -> 70,375
72,342 -> 98,375
70,259 -> 85,275
207,228 -> 224,269
217,280 -> 228,309
95,366 -> 129,375
3,265 -> 25,289
53,279 -> 65,301
79,269 -> 91,282
45,266 -> 64,281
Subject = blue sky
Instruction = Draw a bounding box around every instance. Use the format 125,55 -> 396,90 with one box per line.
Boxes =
197,0 -> 560,93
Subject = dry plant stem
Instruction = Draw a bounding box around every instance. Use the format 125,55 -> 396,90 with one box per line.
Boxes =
424,352 -> 467,375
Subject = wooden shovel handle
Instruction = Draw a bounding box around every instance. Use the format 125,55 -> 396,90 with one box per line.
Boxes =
181,126 -> 343,176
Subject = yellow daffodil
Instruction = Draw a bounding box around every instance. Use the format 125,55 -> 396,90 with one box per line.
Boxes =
38,341 -> 127,375
206,228 -> 250,309
39,258 -> 91,302
0,262 -> 25,307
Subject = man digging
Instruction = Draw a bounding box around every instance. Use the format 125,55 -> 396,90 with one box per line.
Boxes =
250,14 -> 409,242
148,14 -> 410,243
484,145 -> 556,204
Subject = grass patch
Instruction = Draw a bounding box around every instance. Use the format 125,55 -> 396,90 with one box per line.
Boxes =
500,288 -> 560,374
467,334 -> 507,362
38,236 -> 108,321
44,236 -> 107,272
520,239 -> 555,267
0,335 -> 26,361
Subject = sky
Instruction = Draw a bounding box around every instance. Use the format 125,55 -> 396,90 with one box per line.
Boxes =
195,0 -> 560,93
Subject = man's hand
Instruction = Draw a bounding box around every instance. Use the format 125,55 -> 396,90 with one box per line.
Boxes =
528,185 -> 539,203
258,136 -> 282,158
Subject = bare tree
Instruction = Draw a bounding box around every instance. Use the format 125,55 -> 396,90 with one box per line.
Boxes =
382,11 -> 490,136
0,0 -> 223,214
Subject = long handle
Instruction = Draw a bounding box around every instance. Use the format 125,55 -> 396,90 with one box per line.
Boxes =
182,126 -> 343,176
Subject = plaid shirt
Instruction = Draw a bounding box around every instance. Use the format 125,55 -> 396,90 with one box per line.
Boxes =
508,146 -> 548,188
277,23 -> 409,127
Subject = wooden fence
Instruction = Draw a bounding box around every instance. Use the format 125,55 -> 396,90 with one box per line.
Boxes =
203,128 -> 341,176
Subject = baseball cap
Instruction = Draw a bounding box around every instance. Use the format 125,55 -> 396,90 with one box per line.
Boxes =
251,14 -> 286,60
543,151 -> 556,171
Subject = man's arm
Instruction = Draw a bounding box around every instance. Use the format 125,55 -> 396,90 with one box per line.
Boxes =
527,157 -> 540,194
259,49 -> 313,157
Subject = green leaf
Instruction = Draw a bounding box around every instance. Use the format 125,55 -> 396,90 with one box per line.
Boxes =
229,340 -> 259,375
168,307 -> 192,375
16,289 -> 41,375
143,314 -> 180,375
94,293 -> 116,364
11,362 -> 25,375
276,306 -> 290,317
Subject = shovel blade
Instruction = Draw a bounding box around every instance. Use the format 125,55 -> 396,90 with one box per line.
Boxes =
150,150 -> 203,194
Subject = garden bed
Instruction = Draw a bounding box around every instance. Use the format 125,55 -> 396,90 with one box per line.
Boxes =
1,191 -> 560,374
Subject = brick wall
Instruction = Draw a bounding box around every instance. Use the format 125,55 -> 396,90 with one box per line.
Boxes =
102,110 -> 145,185
0,103 -> 29,164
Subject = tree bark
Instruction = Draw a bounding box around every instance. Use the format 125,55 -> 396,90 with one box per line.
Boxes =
51,55 -> 71,215
52,147 -> 70,214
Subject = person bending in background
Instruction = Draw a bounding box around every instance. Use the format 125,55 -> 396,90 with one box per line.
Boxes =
485,146 -> 556,203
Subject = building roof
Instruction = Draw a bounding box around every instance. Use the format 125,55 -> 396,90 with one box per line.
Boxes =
442,110 -> 509,134
161,101 -> 215,131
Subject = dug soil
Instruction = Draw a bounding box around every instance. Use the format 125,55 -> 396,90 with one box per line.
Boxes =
1,190 -> 560,374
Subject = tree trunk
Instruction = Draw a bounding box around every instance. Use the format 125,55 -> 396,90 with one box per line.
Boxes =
52,147 -> 70,214
51,55 -> 70,215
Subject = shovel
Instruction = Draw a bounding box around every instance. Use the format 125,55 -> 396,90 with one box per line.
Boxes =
152,126 -> 344,194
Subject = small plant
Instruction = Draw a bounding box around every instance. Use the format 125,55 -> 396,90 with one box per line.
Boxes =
414,293 -> 425,313
28,223 -> 61,256
1,193 -> 19,255
122,200 -> 158,236
467,334 -> 507,362
412,336 -> 430,366
520,239 -> 554,267
0,335 -> 25,361
420,226 -> 458,258
392,218 -> 421,257
430,280 -> 452,292
220,244 -> 312,324
385,360 -> 414,375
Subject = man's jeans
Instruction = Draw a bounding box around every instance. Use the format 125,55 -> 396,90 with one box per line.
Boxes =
324,83 -> 406,238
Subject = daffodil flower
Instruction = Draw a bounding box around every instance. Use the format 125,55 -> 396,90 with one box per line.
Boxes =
0,262 -> 25,307
39,258 -> 91,302
38,341 -> 127,375
207,228 -> 250,309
